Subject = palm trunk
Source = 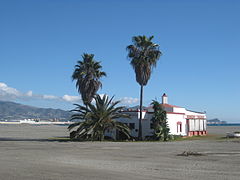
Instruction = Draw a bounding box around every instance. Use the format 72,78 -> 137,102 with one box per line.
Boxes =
138,85 -> 143,140
100,133 -> 104,141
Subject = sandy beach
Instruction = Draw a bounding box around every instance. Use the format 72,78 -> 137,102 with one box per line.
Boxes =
0,125 -> 239,180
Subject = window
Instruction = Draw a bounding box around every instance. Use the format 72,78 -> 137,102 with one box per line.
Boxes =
177,122 -> 182,133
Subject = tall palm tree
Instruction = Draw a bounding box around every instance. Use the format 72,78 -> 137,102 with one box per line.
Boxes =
127,35 -> 162,140
72,53 -> 106,105
68,94 -> 130,141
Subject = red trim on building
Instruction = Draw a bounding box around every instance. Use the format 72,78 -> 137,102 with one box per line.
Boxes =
186,115 -> 205,119
147,111 -> 185,115
161,104 -> 181,108
167,112 -> 185,115
187,131 -> 207,137
146,104 -> 181,109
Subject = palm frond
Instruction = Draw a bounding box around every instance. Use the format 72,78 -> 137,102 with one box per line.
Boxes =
68,121 -> 82,130
72,53 -> 106,105
68,94 -> 131,141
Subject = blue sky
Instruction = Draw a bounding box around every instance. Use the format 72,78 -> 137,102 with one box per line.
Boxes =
0,0 -> 239,122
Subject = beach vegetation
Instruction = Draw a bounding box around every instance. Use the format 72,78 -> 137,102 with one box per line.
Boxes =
149,100 -> 171,141
72,53 -> 106,105
127,35 -> 162,140
68,94 -> 131,141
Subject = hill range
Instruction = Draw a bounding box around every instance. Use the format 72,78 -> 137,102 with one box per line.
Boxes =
0,101 -> 72,121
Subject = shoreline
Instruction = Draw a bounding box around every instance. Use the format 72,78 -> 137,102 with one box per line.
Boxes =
0,121 -> 72,125
207,123 -> 240,126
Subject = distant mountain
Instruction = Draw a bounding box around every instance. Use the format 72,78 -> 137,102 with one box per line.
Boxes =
207,118 -> 227,124
0,101 -> 72,121
123,105 -> 148,111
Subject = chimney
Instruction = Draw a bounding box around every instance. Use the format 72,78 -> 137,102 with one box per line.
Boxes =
162,93 -> 168,104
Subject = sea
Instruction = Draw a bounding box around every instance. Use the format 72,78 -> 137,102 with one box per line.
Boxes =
208,123 -> 240,126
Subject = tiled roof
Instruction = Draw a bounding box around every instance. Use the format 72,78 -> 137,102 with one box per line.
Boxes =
167,112 -> 185,115
161,104 -> 181,108
146,104 -> 181,109
147,111 -> 185,115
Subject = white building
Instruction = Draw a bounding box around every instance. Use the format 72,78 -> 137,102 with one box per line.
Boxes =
106,93 -> 207,139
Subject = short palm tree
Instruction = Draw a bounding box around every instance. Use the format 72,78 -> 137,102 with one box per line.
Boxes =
72,53 -> 106,105
151,100 -> 170,141
127,35 -> 162,140
68,94 -> 130,141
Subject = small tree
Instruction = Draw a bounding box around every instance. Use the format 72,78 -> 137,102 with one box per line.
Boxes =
151,100 -> 171,141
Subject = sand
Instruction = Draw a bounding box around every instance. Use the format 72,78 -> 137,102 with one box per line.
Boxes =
0,125 -> 240,180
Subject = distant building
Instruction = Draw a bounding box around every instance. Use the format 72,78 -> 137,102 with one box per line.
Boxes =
106,94 -> 207,139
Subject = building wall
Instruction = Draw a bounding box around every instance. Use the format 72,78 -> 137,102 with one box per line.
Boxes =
120,111 -> 139,137
142,113 -> 154,138
173,107 -> 186,113
166,113 -> 187,136
109,107 -> 207,139
116,111 -> 189,138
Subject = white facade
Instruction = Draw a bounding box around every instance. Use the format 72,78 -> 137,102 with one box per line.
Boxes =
109,94 -> 207,139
